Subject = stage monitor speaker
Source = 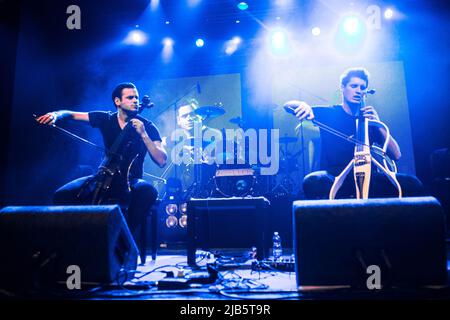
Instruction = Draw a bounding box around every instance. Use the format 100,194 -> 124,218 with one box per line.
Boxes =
293,197 -> 448,288
0,205 -> 138,289
187,197 -> 270,266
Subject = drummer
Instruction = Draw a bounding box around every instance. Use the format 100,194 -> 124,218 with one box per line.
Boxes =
175,99 -> 222,197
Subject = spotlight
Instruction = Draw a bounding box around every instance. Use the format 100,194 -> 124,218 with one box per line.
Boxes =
336,14 -> 367,53
344,17 -> 360,35
384,8 -> 394,19
180,202 -> 187,214
269,29 -> 289,54
162,37 -> 174,62
311,27 -> 321,36
166,216 -> 178,228
179,215 -> 187,228
124,30 -> 148,45
165,203 -> 178,215
237,2 -> 248,11
150,0 -> 159,11
195,38 -> 204,47
187,0 -> 201,7
163,37 -> 174,47
225,36 -> 242,55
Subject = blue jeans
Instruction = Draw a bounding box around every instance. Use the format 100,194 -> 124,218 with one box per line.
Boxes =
53,175 -> 158,243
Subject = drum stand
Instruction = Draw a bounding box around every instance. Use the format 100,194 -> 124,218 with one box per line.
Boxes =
270,138 -> 301,197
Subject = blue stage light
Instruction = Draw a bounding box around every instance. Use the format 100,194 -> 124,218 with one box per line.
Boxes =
311,27 -> 321,36
196,38 -> 205,47
225,36 -> 242,55
237,2 -> 248,11
342,16 -> 361,36
335,14 -> 367,54
384,8 -> 394,19
270,29 -> 288,53
124,30 -> 148,45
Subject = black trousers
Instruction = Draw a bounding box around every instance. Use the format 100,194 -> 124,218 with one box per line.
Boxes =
303,170 -> 425,200
53,175 -> 158,244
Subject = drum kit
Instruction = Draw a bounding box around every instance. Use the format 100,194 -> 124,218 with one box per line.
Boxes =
158,104 -> 301,199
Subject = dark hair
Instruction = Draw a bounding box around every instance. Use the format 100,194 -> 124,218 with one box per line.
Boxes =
177,98 -> 199,114
111,82 -> 137,106
340,68 -> 370,87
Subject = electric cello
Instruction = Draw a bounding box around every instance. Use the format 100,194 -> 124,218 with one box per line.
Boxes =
284,91 -> 402,199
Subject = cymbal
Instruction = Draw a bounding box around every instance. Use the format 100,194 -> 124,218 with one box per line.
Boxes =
194,105 -> 225,119
229,116 -> 245,127
279,136 -> 297,144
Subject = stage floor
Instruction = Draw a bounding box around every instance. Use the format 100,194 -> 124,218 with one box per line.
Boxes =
80,249 -> 450,300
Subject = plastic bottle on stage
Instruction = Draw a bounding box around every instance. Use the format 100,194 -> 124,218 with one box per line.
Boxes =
272,232 -> 283,261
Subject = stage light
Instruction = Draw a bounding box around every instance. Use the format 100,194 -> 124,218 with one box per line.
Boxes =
196,38 -> 204,47
180,202 -> 187,214
384,8 -> 394,19
342,16 -> 361,36
269,29 -> 289,54
124,30 -> 148,45
274,0 -> 293,6
335,14 -> 367,54
225,36 -> 242,55
165,203 -> 178,215
166,215 -> 178,228
188,0 -> 201,7
163,37 -> 174,47
165,21 -> 170,25
236,20 -> 240,24
311,27 -> 321,36
237,2 -> 248,11
150,0 -> 159,11
162,37 -> 174,62
179,215 -> 187,228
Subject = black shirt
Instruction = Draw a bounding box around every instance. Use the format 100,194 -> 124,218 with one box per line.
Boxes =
313,105 -> 384,176
89,111 -> 162,180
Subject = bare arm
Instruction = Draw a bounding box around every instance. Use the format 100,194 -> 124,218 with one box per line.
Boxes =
361,106 -> 402,161
142,136 -> 168,168
283,100 -> 315,121
35,110 -> 89,125
379,128 -> 402,161
129,118 -> 167,168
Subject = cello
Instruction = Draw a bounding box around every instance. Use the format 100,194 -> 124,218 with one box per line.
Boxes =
284,91 -> 402,199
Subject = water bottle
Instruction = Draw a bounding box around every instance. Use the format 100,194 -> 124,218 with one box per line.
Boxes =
272,231 -> 283,261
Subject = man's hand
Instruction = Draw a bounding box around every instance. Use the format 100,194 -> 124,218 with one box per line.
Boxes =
36,112 -> 58,125
130,118 -> 146,137
361,105 -> 380,121
284,100 -> 315,121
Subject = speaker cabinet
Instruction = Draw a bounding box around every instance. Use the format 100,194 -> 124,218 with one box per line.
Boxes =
0,205 -> 138,289
187,197 -> 270,266
293,197 -> 447,288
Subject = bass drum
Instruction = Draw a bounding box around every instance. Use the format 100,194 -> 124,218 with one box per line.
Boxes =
213,163 -> 256,198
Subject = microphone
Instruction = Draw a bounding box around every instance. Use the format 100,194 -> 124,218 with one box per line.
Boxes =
366,89 -> 376,95
139,95 -> 154,109
196,82 -> 201,95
